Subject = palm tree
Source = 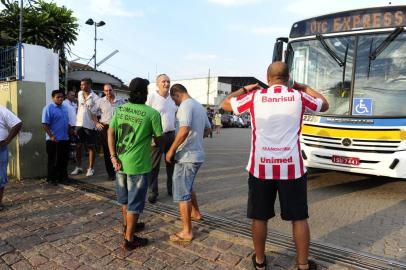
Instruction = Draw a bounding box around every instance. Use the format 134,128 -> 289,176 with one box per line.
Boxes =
0,0 -> 79,90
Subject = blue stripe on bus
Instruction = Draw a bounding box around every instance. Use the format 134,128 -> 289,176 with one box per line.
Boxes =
318,117 -> 406,127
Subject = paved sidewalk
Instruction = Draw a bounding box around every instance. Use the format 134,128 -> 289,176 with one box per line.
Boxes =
0,180 -> 351,270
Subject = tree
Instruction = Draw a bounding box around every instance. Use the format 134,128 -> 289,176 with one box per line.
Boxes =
0,0 -> 79,90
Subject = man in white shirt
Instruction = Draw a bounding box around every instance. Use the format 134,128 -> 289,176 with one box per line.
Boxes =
93,83 -> 125,180
146,74 -> 177,203
63,90 -> 78,166
221,62 -> 329,270
62,90 -> 77,127
0,106 -> 22,211
71,78 -> 100,177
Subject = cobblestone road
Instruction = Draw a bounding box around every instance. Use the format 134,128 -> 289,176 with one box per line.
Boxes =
76,128 -> 406,263
0,181 -> 350,269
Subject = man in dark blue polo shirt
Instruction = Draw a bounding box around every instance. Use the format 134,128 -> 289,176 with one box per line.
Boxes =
42,90 -> 70,185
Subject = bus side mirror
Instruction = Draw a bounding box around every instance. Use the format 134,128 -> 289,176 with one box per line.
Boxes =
272,37 -> 288,62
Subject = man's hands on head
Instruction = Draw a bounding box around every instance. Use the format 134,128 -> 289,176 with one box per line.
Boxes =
292,81 -> 307,91
221,83 -> 261,112
244,83 -> 261,93
293,81 -> 329,112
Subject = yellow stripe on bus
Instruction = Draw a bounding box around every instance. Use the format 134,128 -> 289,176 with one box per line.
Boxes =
302,125 -> 406,140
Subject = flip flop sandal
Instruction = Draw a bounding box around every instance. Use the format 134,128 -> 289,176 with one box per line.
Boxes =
191,216 -> 203,222
252,253 -> 267,270
169,233 -> 193,242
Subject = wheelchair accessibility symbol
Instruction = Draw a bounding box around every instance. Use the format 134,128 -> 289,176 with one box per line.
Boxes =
352,98 -> 373,115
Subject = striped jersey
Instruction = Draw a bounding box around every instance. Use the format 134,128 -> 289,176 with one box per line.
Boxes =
230,85 -> 322,180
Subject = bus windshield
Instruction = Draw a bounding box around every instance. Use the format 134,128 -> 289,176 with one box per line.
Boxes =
354,32 -> 406,116
289,36 -> 355,116
289,32 -> 406,117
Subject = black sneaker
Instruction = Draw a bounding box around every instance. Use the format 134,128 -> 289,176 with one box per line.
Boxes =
123,236 -> 148,251
48,180 -> 57,186
308,260 -> 317,270
148,195 -> 157,204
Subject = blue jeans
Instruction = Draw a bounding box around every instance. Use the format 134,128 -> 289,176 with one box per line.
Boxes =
116,172 -> 149,214
0,147 -> 8,189
172,162 -> 202,202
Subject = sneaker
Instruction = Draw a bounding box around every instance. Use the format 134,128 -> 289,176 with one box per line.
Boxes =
86,168 -> 95,177
70,167 -> 83,175
308,260 -> 317,270
148,195 -> 157,204
123,236 -> 148,251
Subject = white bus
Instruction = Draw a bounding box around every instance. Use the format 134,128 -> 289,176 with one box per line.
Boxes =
273,5 -> 406,178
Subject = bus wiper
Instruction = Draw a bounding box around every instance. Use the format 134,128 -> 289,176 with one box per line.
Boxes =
342,43 -> 349,90
316,34 -> 344,67
369,27 -> 403,60
367,27 -> 404,78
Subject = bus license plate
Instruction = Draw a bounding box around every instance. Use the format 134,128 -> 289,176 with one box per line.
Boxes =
332,155 -> 360,166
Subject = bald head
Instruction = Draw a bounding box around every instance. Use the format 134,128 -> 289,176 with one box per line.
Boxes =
267,62 -> 289,86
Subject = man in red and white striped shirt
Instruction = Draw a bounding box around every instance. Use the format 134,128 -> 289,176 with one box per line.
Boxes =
221,62 -> 328,270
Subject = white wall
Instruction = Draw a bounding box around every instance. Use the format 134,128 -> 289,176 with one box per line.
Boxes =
22,43 -> 59,104
215,82 -> 232,107
115,90 -> 129,100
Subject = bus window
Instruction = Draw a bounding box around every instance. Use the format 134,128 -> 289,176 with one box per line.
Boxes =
292,47 -> 309,84
354,32 -> 406,116
289,36 -> 355,116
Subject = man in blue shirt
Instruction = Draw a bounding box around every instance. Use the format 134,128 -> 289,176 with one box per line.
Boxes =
165,84 -> 211,242
42,90 -> 70,185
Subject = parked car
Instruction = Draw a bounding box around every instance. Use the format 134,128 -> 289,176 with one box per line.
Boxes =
221,114 -> 233,127
235,116 -> 251,128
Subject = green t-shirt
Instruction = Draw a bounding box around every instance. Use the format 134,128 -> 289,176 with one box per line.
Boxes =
110,103 -> 163,175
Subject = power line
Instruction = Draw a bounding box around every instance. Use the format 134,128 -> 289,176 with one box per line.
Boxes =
66,49 -> 91,61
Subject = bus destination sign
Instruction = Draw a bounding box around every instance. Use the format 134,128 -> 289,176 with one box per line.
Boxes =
290,6 -> 406,38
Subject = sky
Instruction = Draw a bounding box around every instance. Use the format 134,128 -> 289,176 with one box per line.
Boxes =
11,0 -> 406,84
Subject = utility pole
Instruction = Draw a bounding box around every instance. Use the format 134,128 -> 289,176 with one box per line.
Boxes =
207,68 -> 210,107
17,0 -> 24,80
64,45 -> 68,92
85,19 -> 105,70
19,0 -> 23,43
93,23 -> 97,69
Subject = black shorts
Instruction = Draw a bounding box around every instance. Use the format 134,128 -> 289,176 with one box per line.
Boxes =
76,127 -> 97,147
247,173 -> 309,221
